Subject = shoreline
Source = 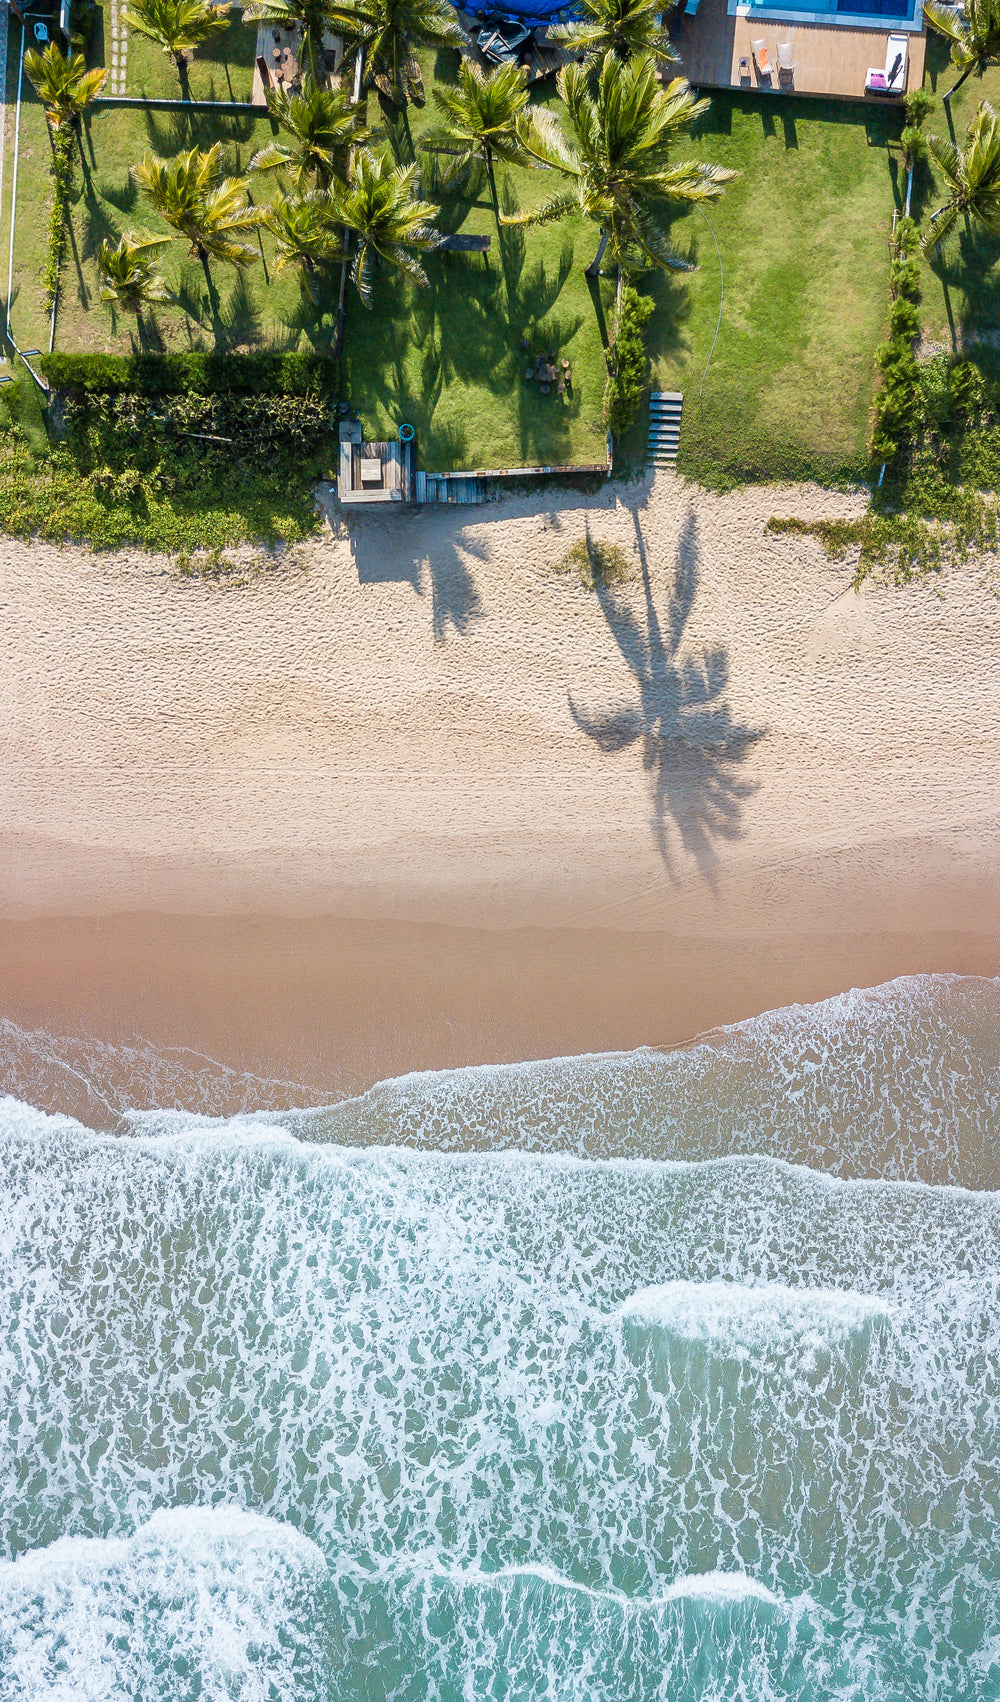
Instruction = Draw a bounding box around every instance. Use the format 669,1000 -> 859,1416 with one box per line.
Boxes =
2,471 -> 999,1107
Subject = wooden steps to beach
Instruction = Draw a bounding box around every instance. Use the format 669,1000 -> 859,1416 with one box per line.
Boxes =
648,391 -> 683,465
415,472 -> 484,505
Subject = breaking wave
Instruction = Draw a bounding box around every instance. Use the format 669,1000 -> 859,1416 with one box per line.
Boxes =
0,974 -> 997,1699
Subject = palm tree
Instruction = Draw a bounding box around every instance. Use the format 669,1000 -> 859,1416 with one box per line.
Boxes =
925,0 -> 1000,102
249,77 -> 367,190
548,0 -> 678,68
97,232 -> 174,313
924,100 -> 1000,249
329,147 -> 438,303
23,40 -> 107,127
259,192 -> 345,298
507,51 -> 735,275
135,144 -> 262,291
122,0 -> 231,87
323,0 -> 467,104
241,0 -> 334,63
424,58 -> 536,210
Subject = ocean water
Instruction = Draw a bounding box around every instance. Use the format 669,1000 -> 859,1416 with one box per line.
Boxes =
0,974 -> 997,1700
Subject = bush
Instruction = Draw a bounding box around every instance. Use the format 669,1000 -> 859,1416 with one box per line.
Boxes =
58,390 -> 334,477
43,127 -> 74,310
888,297 -> 921,339
870,217 -> 923,458
903,88 -> 936,126
602,286 -> 654,438
39,350 -> 342,396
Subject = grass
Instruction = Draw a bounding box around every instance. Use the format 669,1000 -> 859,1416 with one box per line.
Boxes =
6,9 -> 996,539
632,93 -> 906,488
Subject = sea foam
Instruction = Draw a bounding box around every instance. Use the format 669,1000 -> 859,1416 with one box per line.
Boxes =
0,975 -> 997,1699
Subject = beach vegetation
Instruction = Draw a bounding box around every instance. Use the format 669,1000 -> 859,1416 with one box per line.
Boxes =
548,0 -> 678,69
924,0 -> 1000,102
602,283 -> 653,436
923,101 -> 1000,250
122,0 -> 233,88
250,78 -> 368,190
324,0 -> 467,104
22,39 -> 107,127
135,144 -> 263,279
96,233 -> 176,317
423,59 -> 537,211
332,149 -> 439,304
504,53 -> 735,276
557,532 -> 634,587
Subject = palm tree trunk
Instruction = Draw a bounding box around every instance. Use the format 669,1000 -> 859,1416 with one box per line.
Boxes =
905,162 -> 913,219
585,231 -> 609,277
944,60 -> 977,102
485,146 -> 500,227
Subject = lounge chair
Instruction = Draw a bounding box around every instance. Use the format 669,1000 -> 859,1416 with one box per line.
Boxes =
866,32 -> 908,95
777,42 -> 795,84
885,33 -> 908,93
752,39 -> 773,80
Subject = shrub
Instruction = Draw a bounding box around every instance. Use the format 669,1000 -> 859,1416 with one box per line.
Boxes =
43,127 -> 74,309
556,534 -> 634,589
602,286 -> 654,438
903,88 -> 936,126
39,350 -> 341,396
888,297 -> 921,339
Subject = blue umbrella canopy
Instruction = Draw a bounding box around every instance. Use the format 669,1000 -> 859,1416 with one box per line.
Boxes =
469,0 -> 580,27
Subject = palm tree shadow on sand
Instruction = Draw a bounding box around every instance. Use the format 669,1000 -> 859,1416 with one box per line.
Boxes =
568,510 -> 766,887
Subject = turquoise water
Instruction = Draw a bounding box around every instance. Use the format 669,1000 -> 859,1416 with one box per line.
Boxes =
0,975 -> 997,1699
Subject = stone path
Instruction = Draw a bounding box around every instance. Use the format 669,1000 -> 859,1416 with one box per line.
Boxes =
108,0 -> 129,97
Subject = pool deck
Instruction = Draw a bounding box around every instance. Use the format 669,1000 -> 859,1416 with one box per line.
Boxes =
675,0 -> 925,102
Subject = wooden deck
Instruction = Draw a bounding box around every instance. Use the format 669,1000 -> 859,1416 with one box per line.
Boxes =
675,0 -> 925,102
338,423 -> 415,505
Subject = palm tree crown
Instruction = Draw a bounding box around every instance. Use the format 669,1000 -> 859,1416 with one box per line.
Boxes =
329,147 -> 439,303
135,144 -> 262,266
426,57 -> 536,192
507,51 -> 735,273
323,0 -> 467,104
241,0 -> 335,60
122,0 -> 231,76
250,77 -> 367,190
925,0 -> 1000,100
259,191 -> 345,297
925,99 -> 1000,248
96,232 -> 174,313
549,0 -> 678,68
23,40 -> 107,127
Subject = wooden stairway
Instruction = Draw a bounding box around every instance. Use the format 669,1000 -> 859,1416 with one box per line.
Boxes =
648,391 -> 683,465
415,472 -> 484,505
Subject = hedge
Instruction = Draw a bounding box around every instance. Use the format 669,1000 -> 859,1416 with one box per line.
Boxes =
38,350 -> 342,396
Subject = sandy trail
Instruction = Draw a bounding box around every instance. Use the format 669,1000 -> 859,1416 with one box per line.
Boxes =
1,469 -> 998,1095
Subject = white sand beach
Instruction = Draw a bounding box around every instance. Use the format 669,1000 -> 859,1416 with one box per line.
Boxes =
1,469 -> 998,1092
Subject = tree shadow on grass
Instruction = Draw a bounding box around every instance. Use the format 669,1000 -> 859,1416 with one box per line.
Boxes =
349,511 -> 486,643
567,509 -> 766,886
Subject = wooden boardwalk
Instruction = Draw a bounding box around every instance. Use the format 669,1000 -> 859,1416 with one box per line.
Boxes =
675,0 -> 924,102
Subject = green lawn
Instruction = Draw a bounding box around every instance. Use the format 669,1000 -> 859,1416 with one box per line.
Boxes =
4,12 -> 986,491
640,93 -> 905,485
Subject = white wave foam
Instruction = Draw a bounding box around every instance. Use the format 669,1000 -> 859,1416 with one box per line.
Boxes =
0,1508 -> 330,1702
618,1280 -> 890,1349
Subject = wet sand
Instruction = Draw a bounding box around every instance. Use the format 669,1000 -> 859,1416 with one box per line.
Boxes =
2,470 -> 999,1111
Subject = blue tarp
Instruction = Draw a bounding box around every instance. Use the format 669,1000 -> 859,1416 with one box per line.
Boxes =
468,0 -> 580,26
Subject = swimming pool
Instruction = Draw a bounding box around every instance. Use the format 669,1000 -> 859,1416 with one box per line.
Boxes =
730,0 -> 921,27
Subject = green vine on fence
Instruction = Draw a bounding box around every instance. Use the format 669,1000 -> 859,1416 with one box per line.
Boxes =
42,128 -> 74,311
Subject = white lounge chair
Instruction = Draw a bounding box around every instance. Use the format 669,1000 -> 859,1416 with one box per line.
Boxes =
777,42 -> 795,84
885,33 -> 908,93
752,39 -> 773,80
